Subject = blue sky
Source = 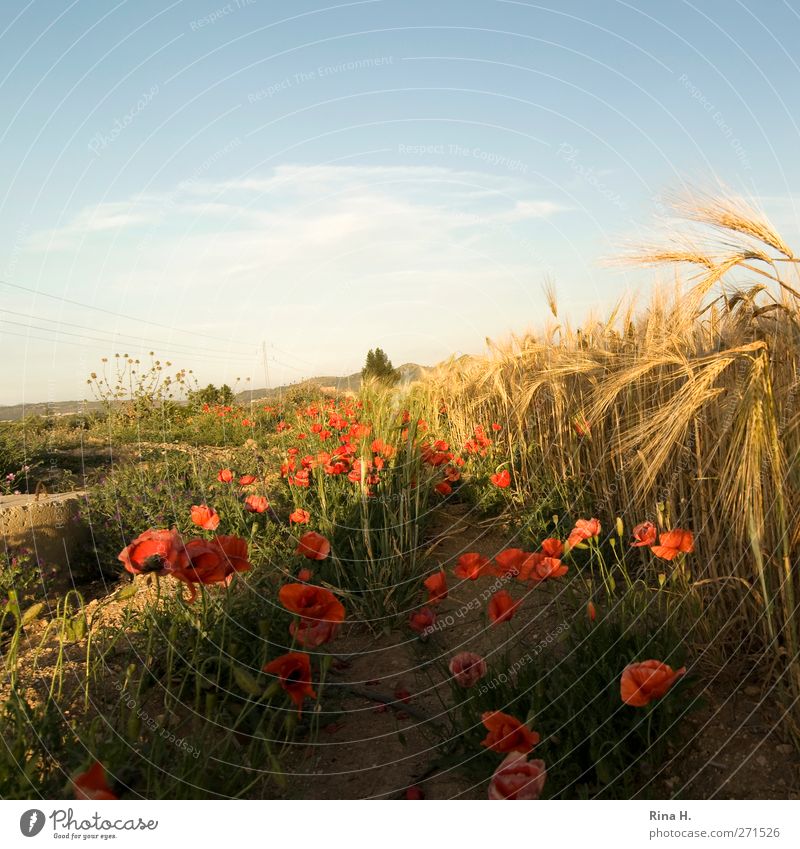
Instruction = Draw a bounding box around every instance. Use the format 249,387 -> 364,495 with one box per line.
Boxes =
2,0 -> 800,404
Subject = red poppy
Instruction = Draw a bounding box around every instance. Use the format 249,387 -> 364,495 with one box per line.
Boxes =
190,504 -> 220,531
170,535 -> 251,589
263,651 -> 316,713
409,607 -> 437,634
488,752 -> 547,800
238,474 -> 257,486
488,590 -> 521,625
650,529 -> 694,561
279,583 -> 345,623
495,548 -> 529,577
491,422 -> 502,432
631,521 -> 658,547
290,618 -> 340,647
573,416 -> 591,438
295,531 -> 331,561
540,538 -> 564,558
587,600 -> 597,621
453,552 -> 494,580
118,528 -> 183,576
480,711 -> 540,754
289,508 -> 310,525
217,468 -> 234,483
406,786 -> 424,800
519,553 -> 568,583
434,481 -> 453,496
490,469 -> 511,488
297,567 -> 313,582
566,517 -> 601,548
620,660 -> 686,707
423,571 -> 448,604
449,652 -> 487,688
443,464 -> 461,482
244,495 -> 269,513
73,761 -> 117,800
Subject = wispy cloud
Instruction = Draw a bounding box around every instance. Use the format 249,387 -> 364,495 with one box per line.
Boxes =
19,164 -> 567,387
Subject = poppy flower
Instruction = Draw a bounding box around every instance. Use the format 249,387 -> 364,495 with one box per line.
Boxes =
480,711 -> 540,754
217,468 -> 234,483
170,535 -> 251,590
406,786 -> 424,800
443,465 -> 461,482
540,538 -> 564,558
491,423 -> 502,432
279,583 -> 345,624
289,508 -> 310,525
573,416 -> 591,438
488,590 -> 520,625
73,761 -> 117,800
488,752 -> 547,800
490,469 -> 511,488
631,521 -> 658,547
238,474 -> 257,486
650,529 -> 694,561
409,607 -> 437,634
423,571 -> 448,604
290,618 -> 340,647
449,652 -> 487,688
494,548 -> 529,577
118,528 -> 183,576
434,481 -> 452,496
263,651 -> 316,713
190,504 -> 220,531
453,552 -> 494,580
519,553 -> 568,583
244,495 -> 269,513
587,600 -> 597,621
620,660 -> 686,707
295,531 -> 331,561
566,517 -> 601,548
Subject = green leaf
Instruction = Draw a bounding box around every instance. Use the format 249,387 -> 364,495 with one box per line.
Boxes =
115,584 -> 137,601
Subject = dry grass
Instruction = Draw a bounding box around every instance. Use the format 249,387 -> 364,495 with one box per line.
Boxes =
419,195 -> 800,731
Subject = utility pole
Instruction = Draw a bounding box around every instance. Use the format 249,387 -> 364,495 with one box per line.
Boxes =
261,341 -> 271,401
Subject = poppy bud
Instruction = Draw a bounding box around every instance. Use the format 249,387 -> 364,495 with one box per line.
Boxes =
127,713 -> 141,741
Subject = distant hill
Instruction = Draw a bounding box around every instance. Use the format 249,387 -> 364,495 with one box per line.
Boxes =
0,363 -> 431,421
236,363 -> 430,402
0,399 -> 104,422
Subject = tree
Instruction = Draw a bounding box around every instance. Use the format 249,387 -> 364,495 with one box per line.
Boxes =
188,383 -> 235,409
361,348 -> 399,384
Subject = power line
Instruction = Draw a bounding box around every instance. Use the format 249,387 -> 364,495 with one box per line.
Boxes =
0,278 -> 254,352
0,306 -> 257,362
0,320 -> 258,366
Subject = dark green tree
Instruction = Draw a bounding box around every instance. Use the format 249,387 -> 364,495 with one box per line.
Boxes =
361,348 -> 399,384
188,383 -> 235,408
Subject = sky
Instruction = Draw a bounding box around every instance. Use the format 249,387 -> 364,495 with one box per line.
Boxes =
2,0 -> 800,405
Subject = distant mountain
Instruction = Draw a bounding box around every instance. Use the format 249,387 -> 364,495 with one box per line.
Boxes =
0,399 -> 103,422
0,364 -> 431,421
236,363 -> 430,402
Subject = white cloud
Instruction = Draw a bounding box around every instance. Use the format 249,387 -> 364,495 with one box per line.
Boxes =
18,164 -> 568,388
